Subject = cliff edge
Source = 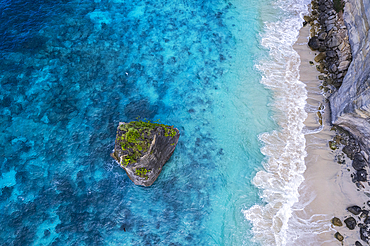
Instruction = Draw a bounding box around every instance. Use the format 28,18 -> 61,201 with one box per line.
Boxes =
330,0 -> 370,151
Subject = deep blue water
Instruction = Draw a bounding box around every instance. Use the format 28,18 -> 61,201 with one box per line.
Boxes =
0,0 -> 276,245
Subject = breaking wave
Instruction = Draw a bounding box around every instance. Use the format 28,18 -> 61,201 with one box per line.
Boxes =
243,0 -> 311,245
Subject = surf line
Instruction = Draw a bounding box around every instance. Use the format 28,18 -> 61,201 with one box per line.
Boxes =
244,3 -> 309,245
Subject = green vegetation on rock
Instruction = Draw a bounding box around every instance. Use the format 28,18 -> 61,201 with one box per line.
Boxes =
117,120 -> 177,168
135,168 -> 150,179
111,118 -> 180,186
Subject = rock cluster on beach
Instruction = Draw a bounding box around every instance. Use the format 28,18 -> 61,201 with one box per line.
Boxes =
111,121 -> 180,187
306,0 -> 370,243
306,0 -> 352,92
330,128 -> 369,187
328,127 -> 370,243
332,203 -> 370,245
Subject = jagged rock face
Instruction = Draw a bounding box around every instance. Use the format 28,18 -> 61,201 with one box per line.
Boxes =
330,0 -> 370,152
111,121 -> 180,187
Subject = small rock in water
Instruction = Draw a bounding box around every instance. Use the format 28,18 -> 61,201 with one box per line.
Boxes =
347,205 -> 362,215
344,217 -> 357,230
331,217 -> 343,226
119,224 -> 125,231
334,232 -> 344,241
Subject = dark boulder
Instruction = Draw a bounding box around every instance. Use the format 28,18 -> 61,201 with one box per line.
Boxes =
319,4 -> 327,11
342,145 -> 356,159
356,169 -> 368,182
353,153 -> 367,170
318,45 -> 327,52
347,205 -> 362,215
360,225 -> 370,242
326,50 -> 337,58
308,36 -> 321,50
344,217 -> 357,230
355,152 -> 366,161
353,160 -> 367,171
355,241 -> 363,246
318,31 -> 328,41
364,216 -> 370,224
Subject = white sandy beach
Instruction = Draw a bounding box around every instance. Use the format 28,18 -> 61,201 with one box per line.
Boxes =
291,24 -> 368,245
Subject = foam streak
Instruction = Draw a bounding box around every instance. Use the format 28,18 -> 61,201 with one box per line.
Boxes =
243,2 -> 309,245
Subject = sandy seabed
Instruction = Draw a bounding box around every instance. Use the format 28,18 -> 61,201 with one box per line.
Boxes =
291,25 -> 368,246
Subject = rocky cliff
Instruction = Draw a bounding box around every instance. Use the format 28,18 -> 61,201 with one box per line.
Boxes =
330,0 -> 370,151
111,121 -> 180,187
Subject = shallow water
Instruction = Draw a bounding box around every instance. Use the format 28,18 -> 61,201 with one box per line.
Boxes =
0,0 -> 280,245
243,0 -> 313,245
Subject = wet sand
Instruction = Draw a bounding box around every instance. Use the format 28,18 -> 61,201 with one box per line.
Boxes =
291,25 -> 367,245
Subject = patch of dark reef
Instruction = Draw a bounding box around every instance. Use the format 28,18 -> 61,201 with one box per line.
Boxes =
111,120 -> 180,187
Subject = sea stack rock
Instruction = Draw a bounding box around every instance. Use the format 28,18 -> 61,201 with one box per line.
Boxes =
111,120 -> 180,187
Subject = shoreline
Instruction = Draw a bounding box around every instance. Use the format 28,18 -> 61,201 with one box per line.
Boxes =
292,24 -> 349,245
291,4 -> 369,244
243,0 -> 370,244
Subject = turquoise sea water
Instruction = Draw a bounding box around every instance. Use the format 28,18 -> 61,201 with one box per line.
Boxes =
0,0 -> 309,245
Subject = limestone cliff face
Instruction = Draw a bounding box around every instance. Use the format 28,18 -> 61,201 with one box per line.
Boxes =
330,0 -> 370,150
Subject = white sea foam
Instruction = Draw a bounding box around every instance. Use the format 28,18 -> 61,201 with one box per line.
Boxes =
283,182 -> 333,245
243,0 -> 311,245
